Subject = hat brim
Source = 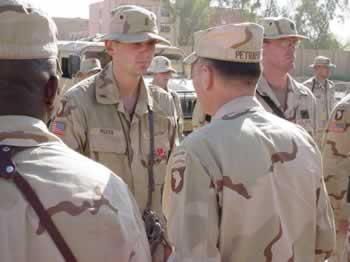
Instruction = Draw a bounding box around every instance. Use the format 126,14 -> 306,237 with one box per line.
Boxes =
183,52 -> 199,64
148,67 -> 176,74
264,34 -> 308,40
100,32 -> 170,45
79,67 -> 102,74
309,63 -> 336,68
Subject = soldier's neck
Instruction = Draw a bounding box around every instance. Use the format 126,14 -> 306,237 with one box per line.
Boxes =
263,70 -> 289,90
315,76 -> 327,83
113,69 -> 141,97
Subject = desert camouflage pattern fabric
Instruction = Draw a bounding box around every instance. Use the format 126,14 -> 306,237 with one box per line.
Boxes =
0,116 -> 151,262
322,94 -> 350,262
303,77 -> 336,146
184,22 -> 263,64
101,5 -> 170,45
169,89 -> 184,140
257,74 -> 318,139
163,96 -> 335,262
50,62 -> 177,215
260,17 -> 307,40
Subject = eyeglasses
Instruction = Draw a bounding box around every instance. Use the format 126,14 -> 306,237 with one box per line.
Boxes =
268,38 -> 300,48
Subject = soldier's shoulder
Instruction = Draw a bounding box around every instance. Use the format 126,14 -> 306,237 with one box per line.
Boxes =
148,83 -> 171,98
302,77 -> 314,88
64,75 -> 97,104
293,79 -> 315,98
334,93 -> 350,110
42,142 -> 126,188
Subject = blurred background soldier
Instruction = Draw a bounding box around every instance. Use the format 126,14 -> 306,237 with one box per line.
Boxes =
76,58 -> 102,81
322,94 -> 350,262
148,56 -> 184,140
163,22 -> 335,261
50,5 -> 176,261
303,56 -> 336,146
257,17 -> 318,140
0,1 -> 151,261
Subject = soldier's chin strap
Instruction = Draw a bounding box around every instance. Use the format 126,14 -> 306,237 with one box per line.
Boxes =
0,145 -> 77,262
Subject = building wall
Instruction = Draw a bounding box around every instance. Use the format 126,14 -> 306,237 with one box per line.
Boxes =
53,17 -> 89,40
89,0 -> 175,44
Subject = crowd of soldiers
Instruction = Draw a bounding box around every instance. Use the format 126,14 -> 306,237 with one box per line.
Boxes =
0,0 -> 349,261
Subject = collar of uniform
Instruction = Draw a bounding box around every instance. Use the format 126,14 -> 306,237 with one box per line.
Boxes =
95,62 -> 121,105
134,78 -> 155,117
289,76 -> 309,96
213,96 -> 264,120
258,74 -> 308,96
313,77 -> 333,89
0,116 -> 61,147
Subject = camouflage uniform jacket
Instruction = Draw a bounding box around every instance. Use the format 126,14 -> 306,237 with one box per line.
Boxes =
257,74 -> 318,139
0,116 -> 151,262
322,94 -> 350,239
163,96 -> 335,262
51,62 -> 177,214
303,77 -> 336,133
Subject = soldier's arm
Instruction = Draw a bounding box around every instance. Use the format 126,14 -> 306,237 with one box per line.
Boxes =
50,94 -> 87,153
315,170 -> 336,261
311,92 -> 319,140
173,93 -> 184,137
163,146 -> 221,262
167,95 -> 179,154
322,104 -> 350,232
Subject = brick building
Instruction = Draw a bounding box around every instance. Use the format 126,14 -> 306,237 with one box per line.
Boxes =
53,17 -> 89,40
89,0 -> 174,44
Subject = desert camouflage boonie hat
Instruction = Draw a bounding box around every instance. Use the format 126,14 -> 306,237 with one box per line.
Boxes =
0,0 -> 58,59
79,58 -> 102,74
309,56 -> 336,68
184,22 -> 263,64
101,5 -> 170,45
148,56 -> 176,73
260,17 -> 307,40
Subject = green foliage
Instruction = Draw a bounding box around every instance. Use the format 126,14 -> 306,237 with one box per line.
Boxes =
294,0 -> 342,49
163,0 -> 349,49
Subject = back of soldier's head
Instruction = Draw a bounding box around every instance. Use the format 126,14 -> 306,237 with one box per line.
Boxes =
184,23 -> 263,85
0,0 -> 58,118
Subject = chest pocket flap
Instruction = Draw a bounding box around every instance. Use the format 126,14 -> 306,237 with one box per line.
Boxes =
89,128 -> 126,154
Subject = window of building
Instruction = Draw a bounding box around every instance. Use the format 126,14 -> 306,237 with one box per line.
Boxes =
160,7 -> 170,17
160,24 -> 171,33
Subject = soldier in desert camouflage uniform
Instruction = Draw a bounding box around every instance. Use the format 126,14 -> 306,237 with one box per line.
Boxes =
322,94 -> 350,262
257,17 -> 318,140
50,5 -> 176,261
304,56 -> 336,145
163,22 -> 335,262
0,1 -> 151,261
148,55 -> 184,140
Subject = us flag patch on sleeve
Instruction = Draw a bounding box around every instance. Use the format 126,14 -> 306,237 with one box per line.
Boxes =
328,121 -> 345,133
51,121 -> 65,136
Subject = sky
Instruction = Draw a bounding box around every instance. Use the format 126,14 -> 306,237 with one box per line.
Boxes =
29,0 -> 350,44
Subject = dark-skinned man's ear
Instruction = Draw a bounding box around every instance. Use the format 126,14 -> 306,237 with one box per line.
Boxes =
44,75 -> 59,107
